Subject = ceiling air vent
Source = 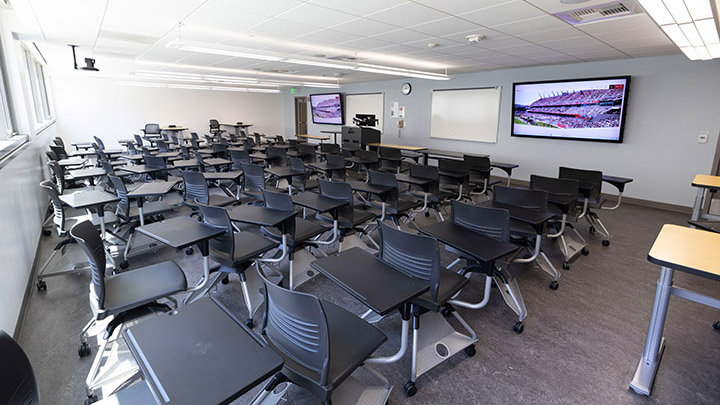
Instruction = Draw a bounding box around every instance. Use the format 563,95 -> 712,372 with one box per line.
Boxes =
554,1 -> 640,25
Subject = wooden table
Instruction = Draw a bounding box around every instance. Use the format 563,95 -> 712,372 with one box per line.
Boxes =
630,224 -> 720,396
366,143 -> 427,152
296,134 -> 330,142
161,127 -> 188,131
691,174 -> 720,222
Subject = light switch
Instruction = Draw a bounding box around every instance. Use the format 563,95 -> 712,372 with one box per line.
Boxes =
698,130 -> 708,144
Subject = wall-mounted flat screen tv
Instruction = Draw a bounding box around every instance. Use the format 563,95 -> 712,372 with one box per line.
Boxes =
310,93 -> 344,125
512,76 -> 630,143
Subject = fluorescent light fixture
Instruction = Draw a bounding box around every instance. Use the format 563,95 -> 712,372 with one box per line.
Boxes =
662,24 -> 691,46
639,0 -> 720,60
168,84 -> 210,90
638,0 -> 676,25
211,86 -> 281,93
680,22 -> 705,46
117,80 -> 282,93
695,18 -> 720,43
131,69 -> 340,88
135,61 -> 341,83
166,40 -> 451,80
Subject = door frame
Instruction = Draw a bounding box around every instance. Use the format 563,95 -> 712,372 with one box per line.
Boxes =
294,96 -> 307,135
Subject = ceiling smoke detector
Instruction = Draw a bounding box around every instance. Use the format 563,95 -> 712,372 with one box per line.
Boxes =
427,42 -> 439,48
466,34 -> 485,44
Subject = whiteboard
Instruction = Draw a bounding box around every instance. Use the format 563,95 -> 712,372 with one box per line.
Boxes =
430,87 -> 501,143
345,93 -> 383,131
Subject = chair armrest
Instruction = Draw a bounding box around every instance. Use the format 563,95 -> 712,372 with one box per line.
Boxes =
601,175 -> 633,210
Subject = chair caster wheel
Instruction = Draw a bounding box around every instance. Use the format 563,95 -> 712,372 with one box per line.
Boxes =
464,345 -> 476,357
221,276 -> 230,284
589,226 -> 596,234
43,229 -> 51,236
245,319 -> 254,328
158,215 -> 165,220
120,261 -> 129,269
581,248 -> 590,256
84,394 -> 98,405
78,342 -> 91,357
403,381 -> 417,397
36,280 -> 47,291
549,281 -> 559,290
602,240 -> 610,246
713,320 -> 720,330
562,262 -> 570,270
440,306 -> 454,317
185,248 -> 194,255
424,211 -> 430,217
513,322 -> 524,334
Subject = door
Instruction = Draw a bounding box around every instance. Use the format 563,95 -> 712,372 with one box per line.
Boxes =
295,96 -> 307,135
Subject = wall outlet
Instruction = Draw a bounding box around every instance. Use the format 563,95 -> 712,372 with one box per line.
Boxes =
698,130 -> 708,144
397,120 -> 404,128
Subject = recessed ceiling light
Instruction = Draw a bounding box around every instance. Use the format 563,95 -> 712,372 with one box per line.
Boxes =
427,43 -> 439,48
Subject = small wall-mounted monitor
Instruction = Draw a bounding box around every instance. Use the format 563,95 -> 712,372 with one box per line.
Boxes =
310,93 -> 344,125
512,76 -> 631,143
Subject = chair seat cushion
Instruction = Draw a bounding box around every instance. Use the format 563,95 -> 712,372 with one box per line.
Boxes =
127,201 -> 174,220
66,211 -> 119,231
209,232 -> 277,267
262,217 -> 330,247
184,194 -> 236,208
413,269 -> 468,312
102,261 -> 187,314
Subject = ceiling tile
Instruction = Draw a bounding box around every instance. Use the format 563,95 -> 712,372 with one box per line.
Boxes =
577,14 -> 658,35
293,29 -> 359,45
524,0 -> 623,14
459,1 -> 546,27
516,26 -> 586,43
408,17 -> 481,37
338,37 -> 396,51
276,3 -> 357,28
210,0 -> 305,17
185,5 -> 269,29
492,15 -> 569,35
329,18 -> 398,36
370,29 -> 433,44
412,0 -> 514,16
308,0 -> 408,17
246,18 -> 320,38
366,2 -> 450,26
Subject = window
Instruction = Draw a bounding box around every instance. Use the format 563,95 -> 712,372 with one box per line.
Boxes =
0,37 -> 15,138
23,46 -> 52,126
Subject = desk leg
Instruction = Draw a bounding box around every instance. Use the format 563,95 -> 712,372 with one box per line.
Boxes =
630,266 -> 674,396
183,241 -> 211,305
97,208 -> 107,239
137,198 -> 145,227
691,187 -> 705,222
381,202 -> 386,221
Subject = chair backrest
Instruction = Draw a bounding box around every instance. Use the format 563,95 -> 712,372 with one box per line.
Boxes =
357,150 -> 378,162
259,270 -> 330,383
212,143 -> 228,159
438,158 -> 468,174
53,137 -> 64,147
99,160 -> 114,176
275,135 -> 285,143
228,132 -> 238,143
262,190 -> 295,211
451,200 -> 509,242
39,180 -> 66,234
0,330 -> 39,405
189,138 -> 200,150
464,155 -> 491,182
144,123 -> 160,135
266,147 -> 287,166
127,142 -> 138,155
108,175 -> 131,221
289,157 -> 307,188
69,220 -> 107,309
93,136 -> 105,150
409,163 -> 437,180
93,143 -> 109,162
326,154 -> 346,181
241,162 -> 266,192
182,171 -> 210,204
378,147 -> 401,172
297,144 -> 316,162
190,132 -> 199,140
379,147 -> 401,159
194,152 -> 207,173
134,134 -> 144,147
142,147 -> 153,158
49,144 -> 68,160
245,137 -> 256,148
530,175 -> 579,200
209,119 -> 220,130
368,170 -> 399,206
145,155 -> 165,168
320,143 -> 340,154
230,149 -> 250,170
197,202 -> 235,260
493,186 -> 547,212
558,166 -> 603,201
45,150 -> 58,162
378,220 -> 440,301
179,145 -> 191,160
287,139 -> 298,149
156,140 -> 169,153
46,160 -> 67,193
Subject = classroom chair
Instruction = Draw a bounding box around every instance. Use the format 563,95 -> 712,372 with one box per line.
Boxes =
317,178 -> 379,251
181,170 -> 236,211
559,166 -> 614,246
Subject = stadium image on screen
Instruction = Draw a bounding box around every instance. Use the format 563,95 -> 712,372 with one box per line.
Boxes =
512,76 -> 630,143
310,93 -> 343,125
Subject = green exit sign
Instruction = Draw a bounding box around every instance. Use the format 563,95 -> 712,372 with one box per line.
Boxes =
290,88 -> 295,94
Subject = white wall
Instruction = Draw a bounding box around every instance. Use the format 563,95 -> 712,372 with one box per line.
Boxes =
285,55 -> 720,207
0,7 -> 57,335
51,76 -> 286,148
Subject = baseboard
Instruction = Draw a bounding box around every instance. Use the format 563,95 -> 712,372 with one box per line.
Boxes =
493,176 -> 693,215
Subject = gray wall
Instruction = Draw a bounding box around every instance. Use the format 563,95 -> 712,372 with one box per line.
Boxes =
284,55 -> 720,207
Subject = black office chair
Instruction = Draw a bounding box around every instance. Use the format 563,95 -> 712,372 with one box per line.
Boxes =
406,163 -> 454,221
195,202 -> 277,328
181,170 -> 236,211
289,157 -> 318,192
378,147 -> 402,173
493,186 -> 561,289
211,143 -> 229,160
0,330 -> 39,404
47,160 -> 85,193
70,220 -> 187,402
317,178 -> 378,251
438,158 -> 470,201
266,146 -> 287,167
142,123 -> 161,139
49,144 -> 70,160
35,180 -> 119,291
530,174 -> 589,269
367,170 -> 421,228
377,221 -> 476,397
253,270 -> 389,405
447,200 -> 527,333
559,166 -> 612,246
325,154 -> 347,181
464,155 -> 500,198
261,190 -> 329,290
294,143 -> 317,163
317,143 -> 340,161
209,119 -> 225,136
230,149 -> 251,170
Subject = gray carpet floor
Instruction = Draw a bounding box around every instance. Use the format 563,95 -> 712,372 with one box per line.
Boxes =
16,190 -> 720,404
